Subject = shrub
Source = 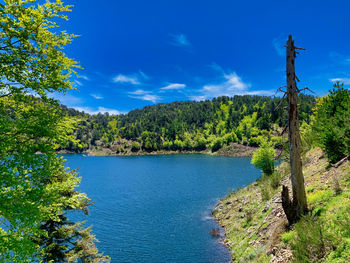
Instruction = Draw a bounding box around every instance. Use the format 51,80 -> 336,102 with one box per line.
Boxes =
194,136 -> 206,151
251,140 -> 275,175
248,135 -> 265,147
131,141 -> 140,152
173,139 -> 184,150
311,82 -> 350,164
333,177 -> 342,195
143,141 -> 154,151
291,215 -> 328,263
259,185 -> 270,201
282,231 -> 295,244
162,140 -> 173,150
222,133 -> 233,145
270,171 -> 282,189
211,137 -> 223,152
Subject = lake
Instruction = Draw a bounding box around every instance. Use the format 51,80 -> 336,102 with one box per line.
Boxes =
64,154 -> 261,263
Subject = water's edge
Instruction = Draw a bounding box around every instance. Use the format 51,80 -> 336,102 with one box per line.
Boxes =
59,142 -> 257,158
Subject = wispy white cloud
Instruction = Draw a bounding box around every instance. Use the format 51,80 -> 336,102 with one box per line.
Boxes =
113,71 -> 149,85
209,62 -> 224,73
79,75 -> 90,81
128,94 -> 160,103
170,34 -> 191,47
73,106 -> 126,115
272,35 -> 286,57
113,74 -> 140,85
74,80 -> 83,86
161,83 -> 186,90
329,77 -> 350,85
90,94 -> 104,99
244,90 -> 275,96
195,72 -> 249,100
329,51 -> 350,65
128,89 -> 150,95
190,95 -> 207,101
190,68 -> 274,101
139,70 -> 149,80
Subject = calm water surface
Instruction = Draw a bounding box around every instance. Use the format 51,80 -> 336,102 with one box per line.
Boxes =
64,154 -> 261,263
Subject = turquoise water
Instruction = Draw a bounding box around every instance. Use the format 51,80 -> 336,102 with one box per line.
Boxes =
64,154 -> 261,263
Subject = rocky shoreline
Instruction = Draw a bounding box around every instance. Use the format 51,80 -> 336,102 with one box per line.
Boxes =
59,143 -> 257,158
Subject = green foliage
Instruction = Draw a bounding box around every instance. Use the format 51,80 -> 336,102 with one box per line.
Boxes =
60,95 -> 316,153
311,82 -> 350,163
173,139 -> 184,150
291,215 -> 329,263
282,231 -> 295,244
222,131 -> 238,145
0,1 -> 108,261
162,140 -> 173,150
270,171 -> 282,189
131,141 -> 140,152
0,0 -> 79,99
194,135 -> 207,150
259,185 -> 271,201
251,140 -> 275,175
290,179 -> 350,263
141,131 -> 157,151
211,137 -> 223,152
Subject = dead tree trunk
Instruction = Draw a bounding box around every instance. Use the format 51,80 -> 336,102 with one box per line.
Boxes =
281,35 -> 308,225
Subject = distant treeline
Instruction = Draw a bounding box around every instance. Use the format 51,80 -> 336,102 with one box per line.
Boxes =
60,95 -> 316,153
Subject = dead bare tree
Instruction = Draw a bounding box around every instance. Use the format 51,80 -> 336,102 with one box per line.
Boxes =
281,35 -> 308,225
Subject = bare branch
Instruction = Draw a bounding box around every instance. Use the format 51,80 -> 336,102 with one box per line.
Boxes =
332,156 -> 348,168
280,124 -> 288,136
298,87 -> 316,95
275,93 -> 287,110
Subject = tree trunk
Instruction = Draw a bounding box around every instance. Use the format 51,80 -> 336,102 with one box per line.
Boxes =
282,35 -> 308,225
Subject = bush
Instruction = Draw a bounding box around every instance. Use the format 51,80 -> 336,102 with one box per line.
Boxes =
251,140 -> 275,175
312,82 -> 350,164
270,171 -> 282,189
211,137 -> 223,152
259,186 -> 270,201
131,141 -> 140,152
291,206 -> 350,262
291,215 -> 328,263
173,139 -> 184,150
143,141 -> 154,151
194,136 -> 207,151
282,231 -> 295,244
333,177 -> 342,195
222,132 -> 238,145
162,140 -> 173,150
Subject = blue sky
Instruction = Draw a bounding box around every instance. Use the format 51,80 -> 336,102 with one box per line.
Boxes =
57,0 -> 350,114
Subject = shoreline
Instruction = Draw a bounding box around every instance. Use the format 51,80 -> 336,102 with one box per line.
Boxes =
58,143 -> 258,158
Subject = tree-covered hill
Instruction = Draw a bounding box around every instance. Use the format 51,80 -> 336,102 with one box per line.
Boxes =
60,94 -> 316,154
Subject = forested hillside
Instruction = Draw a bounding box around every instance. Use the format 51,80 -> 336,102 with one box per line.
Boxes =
60,94 -> 315,154
213,84 -> 350,262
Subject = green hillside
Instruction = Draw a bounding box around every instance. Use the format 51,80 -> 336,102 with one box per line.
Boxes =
60,94 -> 315,155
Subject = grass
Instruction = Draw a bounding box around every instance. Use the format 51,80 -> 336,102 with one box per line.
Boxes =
282,231 -> 295,244
287,151 -> 350,263
213,147 -> 350,262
